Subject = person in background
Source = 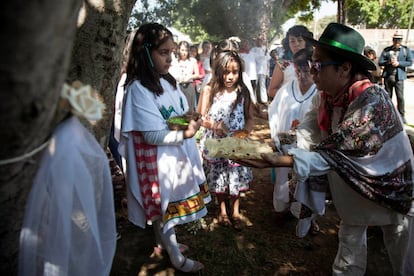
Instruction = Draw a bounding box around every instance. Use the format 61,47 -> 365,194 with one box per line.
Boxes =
239,38 -> 258,96
268,25 -> 313,99
190,44 -> 205,106
171,41 -> 178,63
363,46 -> 382,85
112,30 -> 136,170
268,48 -> 278,86
267,25 -> 314,195
268,48 -> 320,237
199,40 -> 212,76
119,23 -> 210,273
379,31 -> 413,124
239,23 -> 413,275
198,51 -> 255,231
169,40 -> 201,112
251,34 -> 269,104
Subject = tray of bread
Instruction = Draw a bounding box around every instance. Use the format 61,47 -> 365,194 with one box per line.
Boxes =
205,136 -> 274,160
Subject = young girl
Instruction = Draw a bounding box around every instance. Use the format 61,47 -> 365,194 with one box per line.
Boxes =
119,23 -> 210,273
169,40 -> 200,112
198,51 -> 255,230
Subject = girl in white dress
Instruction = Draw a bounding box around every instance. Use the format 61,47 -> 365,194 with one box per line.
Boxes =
119,23 -> 210,273
198,51 -> 255,230
268,48 -> 319,237
169,40 -> 200,112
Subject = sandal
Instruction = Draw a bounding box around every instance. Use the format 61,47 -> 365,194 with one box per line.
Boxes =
177,257 -> 204,273
310,219 -> 320,235
153,243 -> 189,256
217,214 -> 232,227
232,216 -> 243,231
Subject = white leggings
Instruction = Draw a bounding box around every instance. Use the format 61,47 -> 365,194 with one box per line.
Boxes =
333,219 -> 409,276
403,216 -> 414,276
153,220 -> 184,268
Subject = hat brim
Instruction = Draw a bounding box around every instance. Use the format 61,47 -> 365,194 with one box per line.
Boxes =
304,37 -> 376,71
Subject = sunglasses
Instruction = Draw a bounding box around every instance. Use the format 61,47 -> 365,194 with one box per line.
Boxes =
308,60 -> 340,72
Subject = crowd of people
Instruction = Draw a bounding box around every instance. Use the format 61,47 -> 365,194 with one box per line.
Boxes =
167,34 -> 276,112
21,21 -> 413,275
106,21 -> 414,275
239,23 -> 414,275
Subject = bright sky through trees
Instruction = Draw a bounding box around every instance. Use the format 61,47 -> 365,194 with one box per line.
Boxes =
282,0 -> 336,31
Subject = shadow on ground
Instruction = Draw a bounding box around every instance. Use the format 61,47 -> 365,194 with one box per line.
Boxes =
109,116 -> 393,275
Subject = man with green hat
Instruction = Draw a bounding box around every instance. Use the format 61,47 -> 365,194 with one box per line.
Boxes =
379,31 -> 413,124
237,23 -> 414,275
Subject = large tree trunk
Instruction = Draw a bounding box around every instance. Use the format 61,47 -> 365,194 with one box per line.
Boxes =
67,1 -> 135,146
0,1 -> 83,274
0,0 -> 134,273
256,0 -> 271,42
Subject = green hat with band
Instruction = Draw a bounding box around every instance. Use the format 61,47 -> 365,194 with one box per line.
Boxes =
304,23 -> 376,71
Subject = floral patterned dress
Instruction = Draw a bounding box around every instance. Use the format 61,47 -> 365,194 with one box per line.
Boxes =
199,89 -> 253,196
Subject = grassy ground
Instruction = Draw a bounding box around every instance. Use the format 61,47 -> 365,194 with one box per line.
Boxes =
109,117 -> 393,276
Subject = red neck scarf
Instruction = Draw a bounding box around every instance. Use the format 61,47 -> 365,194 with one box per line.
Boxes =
318,76 -> 373,133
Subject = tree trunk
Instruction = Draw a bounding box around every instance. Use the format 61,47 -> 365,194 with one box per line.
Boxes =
257,0 -> 271,42
337,0 -> 347,24
67,1 -> 135,147
0,1 -> 83,274
0,0 -> 134,273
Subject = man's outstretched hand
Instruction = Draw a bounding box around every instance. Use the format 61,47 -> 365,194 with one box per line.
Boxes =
234,153 -> 294,168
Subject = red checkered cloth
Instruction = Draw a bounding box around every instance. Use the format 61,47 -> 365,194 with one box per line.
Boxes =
132,131 -> 162,221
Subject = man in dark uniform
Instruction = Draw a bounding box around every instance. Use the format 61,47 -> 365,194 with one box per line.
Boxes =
379,31 -> 413,124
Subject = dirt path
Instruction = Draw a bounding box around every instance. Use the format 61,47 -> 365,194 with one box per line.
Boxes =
109,117 -> 393,275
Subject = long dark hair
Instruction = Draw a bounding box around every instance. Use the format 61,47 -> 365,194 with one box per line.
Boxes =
125,23 -> 176,96
210,51 -> 251,116
177,40 -> 191,61
282,25 -> 313,60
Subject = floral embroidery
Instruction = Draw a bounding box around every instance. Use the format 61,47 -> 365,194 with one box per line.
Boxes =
316,86 -> 413,214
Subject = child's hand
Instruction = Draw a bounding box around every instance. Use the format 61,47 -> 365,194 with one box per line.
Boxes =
214,121 -> 229,137
183,117 -> 202,138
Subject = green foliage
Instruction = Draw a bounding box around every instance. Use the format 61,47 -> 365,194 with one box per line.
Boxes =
294,0 -> 323,22
347,0 -> 413,28
129,0 -> 327,44
172,0 -> 264,42
124,0 -> 413,46
297,15 -> 337,38
128,0 -> 176,30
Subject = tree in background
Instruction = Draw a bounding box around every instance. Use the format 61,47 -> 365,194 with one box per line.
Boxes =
172,0 -> 324,42
128,0 -> 175,30
128,0 -> 413,44
347,0 -> 413,28
129,0 -> 325,43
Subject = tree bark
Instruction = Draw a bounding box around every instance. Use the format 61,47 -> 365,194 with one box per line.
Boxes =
67,1 -> 135,147
0,1 -> 83,273
337,0 -> 347,24
0,0 -> 134,273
